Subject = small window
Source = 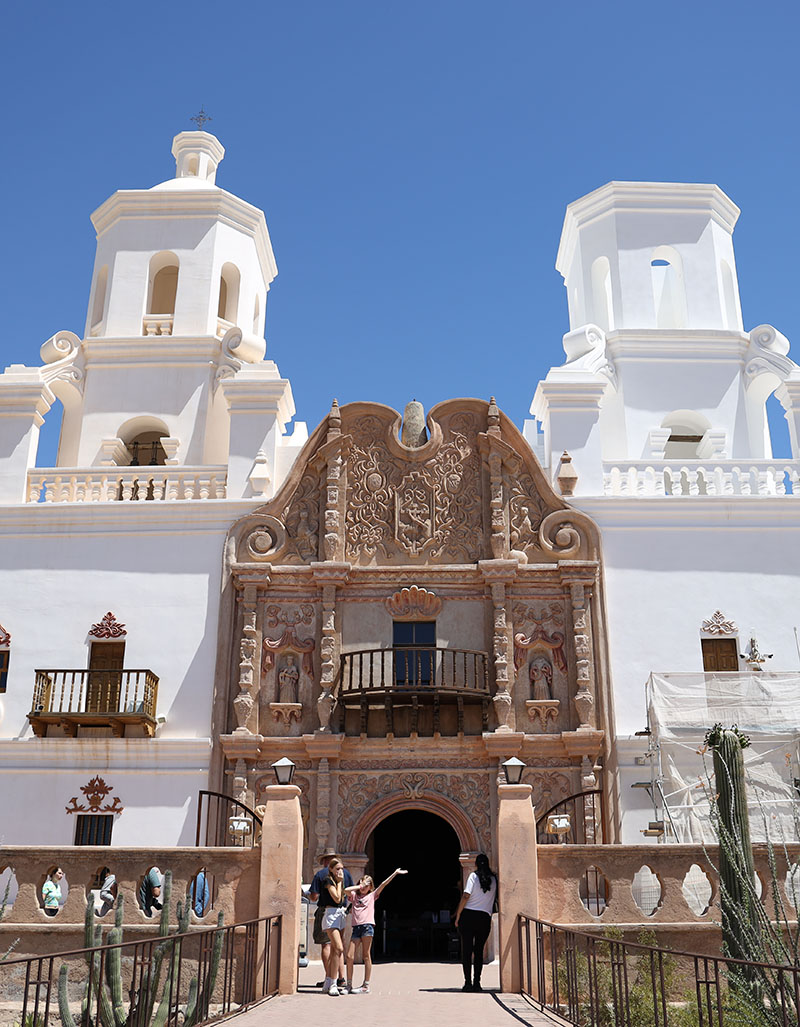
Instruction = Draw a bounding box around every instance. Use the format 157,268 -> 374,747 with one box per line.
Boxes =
393,621 -> 436,686
0,649 -> 8,693
75,814 -> 114,846
701,638 -> 739,672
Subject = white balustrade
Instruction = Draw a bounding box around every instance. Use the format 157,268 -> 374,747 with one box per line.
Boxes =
602,461 -> 800,497
27,467 -> 227,503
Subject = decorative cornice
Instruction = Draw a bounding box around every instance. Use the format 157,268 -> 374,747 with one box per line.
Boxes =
384,586 -> 442,620
701,610 -> 738,636
89,612 -> 127,639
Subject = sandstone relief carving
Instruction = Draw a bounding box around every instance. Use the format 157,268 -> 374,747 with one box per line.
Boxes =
281,470 -> 320,562
338,771 -> 491,852
384,586 -> 442,620
345,411 -> 483,563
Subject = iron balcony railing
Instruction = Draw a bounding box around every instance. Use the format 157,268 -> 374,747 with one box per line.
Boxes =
336,646 -> 491,735
29,668 -> 159,736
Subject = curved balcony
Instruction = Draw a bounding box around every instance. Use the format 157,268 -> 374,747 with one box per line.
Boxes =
335,647 -> 490,737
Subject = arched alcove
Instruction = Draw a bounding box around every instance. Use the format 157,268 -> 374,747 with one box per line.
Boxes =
661,410 -> 711,460
651,245 -> 687,329
117,417 -> 171,467
217,263 -> 240,323
147,252 -> 180,316
91,265 -> 108,332
591,256 -> 615,332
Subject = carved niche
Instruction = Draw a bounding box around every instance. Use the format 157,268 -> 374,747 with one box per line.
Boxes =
261,606 -> 317,729
513,602 -> 568,732
345,409 -> 483,563
280,470 -> 321,563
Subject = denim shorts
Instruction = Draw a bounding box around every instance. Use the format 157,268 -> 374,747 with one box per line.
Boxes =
351,923 -> 374,939
322,906 -> 348,933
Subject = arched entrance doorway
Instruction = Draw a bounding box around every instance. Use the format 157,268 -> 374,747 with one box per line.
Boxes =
366,810 -> 462,961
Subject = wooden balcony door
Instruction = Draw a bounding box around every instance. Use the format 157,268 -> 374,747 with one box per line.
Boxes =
87,642 -> 125,713
393,621 -> 436,686
701,638 -> 739,672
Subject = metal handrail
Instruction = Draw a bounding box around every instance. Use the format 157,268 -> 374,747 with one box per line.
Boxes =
535,789 -> 607,845
196,790 -> 263,848
1,913 -> 282,1027
519,915 -> 800,1026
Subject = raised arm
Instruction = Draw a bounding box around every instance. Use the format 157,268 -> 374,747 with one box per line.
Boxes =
373,868 -> 408,900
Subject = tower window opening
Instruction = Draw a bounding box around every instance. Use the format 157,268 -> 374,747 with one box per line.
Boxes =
217,263 -> 240,323
187,155 -> 198,177
91,266 -> 108,330
147,257 -> 179,316
253,294 -> 261,334
127,431 -> 168,467
650,246 -> 687,329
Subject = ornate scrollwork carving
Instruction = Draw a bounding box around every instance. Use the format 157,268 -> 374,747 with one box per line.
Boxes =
538,510 -> 583,557
701,610 -> 738,636
244,516 -> 287,561
89,612 -> 127,639
281,470 -> 320,562
345,410 -> 482,563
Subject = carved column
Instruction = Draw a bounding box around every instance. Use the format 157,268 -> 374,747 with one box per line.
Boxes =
479,560 -> 518,732
569,581 -> 595,730
316,757 -> 331,852
311,562 -> 351,732
233,584 -> 260,734
486,397 -> 506,559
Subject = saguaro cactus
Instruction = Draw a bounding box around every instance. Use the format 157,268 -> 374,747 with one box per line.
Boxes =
705,724 -> 760,966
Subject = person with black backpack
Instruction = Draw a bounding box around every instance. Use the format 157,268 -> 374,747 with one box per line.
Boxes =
454,853 -> 497,992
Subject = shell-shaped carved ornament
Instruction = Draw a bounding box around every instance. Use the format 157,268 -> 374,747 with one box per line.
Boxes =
384,586 -> 442,620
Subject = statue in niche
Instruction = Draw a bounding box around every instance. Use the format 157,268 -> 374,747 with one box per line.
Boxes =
278,655 -> 300,704
529,655 -> 553,701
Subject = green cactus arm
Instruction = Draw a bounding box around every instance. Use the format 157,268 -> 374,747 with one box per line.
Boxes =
58,963 -> 77,1027
158,872 -> 173,937
105,925 -> 128,1027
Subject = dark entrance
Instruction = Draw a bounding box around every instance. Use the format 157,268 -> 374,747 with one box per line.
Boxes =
367,809 -> 462,961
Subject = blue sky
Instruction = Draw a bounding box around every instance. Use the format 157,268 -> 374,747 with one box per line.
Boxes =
2,0 -> 799,461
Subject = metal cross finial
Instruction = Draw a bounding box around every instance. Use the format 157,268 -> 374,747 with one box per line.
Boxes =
190,107 -> 212,130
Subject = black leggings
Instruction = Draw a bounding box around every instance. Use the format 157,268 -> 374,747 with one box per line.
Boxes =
459,908 -> 491,983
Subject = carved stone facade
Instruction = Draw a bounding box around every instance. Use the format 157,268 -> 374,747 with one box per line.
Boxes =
217,398 -> 614,879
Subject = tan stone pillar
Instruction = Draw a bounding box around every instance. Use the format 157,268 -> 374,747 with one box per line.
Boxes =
497,782 -> 538,994
259,783 -> 303,995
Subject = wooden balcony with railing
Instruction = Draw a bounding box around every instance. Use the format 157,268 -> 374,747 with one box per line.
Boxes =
29,668 -> 159,737
335,647 -> 491,737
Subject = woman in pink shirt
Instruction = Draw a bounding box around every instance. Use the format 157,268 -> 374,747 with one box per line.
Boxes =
344,867 -> 407,993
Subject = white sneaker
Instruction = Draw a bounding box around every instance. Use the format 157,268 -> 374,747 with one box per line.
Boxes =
354,983 -> 370,993
328,985 -> 339,996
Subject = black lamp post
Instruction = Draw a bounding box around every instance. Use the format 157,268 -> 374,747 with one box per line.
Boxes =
501,757 -> 525,785
271,757 -> 296,785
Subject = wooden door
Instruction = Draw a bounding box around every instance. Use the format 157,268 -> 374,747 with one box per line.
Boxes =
701,638 -> 739,672
87,642 -> 125,712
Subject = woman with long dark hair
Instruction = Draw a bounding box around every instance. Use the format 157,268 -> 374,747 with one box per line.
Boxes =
454,853 -> 497,992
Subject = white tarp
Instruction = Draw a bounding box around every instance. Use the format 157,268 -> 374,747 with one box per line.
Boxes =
647,673 -> 800,843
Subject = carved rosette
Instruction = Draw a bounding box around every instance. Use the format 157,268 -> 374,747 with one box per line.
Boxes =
384,586 -> 442,620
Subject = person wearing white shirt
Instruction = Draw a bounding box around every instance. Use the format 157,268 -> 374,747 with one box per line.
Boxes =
454,853 -> 497,992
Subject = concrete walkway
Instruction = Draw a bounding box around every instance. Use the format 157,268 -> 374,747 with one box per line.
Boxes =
235,961 -> 558,1027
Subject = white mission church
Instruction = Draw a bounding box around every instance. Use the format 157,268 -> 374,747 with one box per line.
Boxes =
1,130 -> 799,868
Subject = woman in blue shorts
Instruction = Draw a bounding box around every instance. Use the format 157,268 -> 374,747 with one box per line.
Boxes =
343,867 -> 407,994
